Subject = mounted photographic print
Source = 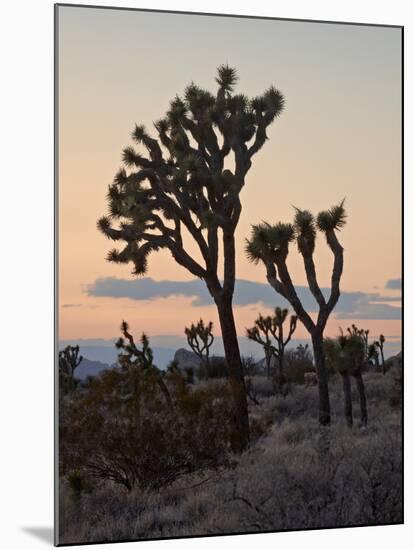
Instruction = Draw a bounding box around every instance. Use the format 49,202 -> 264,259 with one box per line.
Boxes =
55,3 -> 403,545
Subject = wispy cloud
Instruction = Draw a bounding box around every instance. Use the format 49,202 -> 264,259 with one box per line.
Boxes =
62,303 -> 83,308
86,277 -> 401,321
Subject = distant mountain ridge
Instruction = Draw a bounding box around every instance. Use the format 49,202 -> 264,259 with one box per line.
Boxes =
75,357 -> 117,380
60,342 -> 178,370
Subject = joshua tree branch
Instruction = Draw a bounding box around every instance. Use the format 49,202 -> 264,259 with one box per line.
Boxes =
301,251 -> 326,308
274,256 -> 315,333
317,230 -> 343,328
283,316 -> 298,347
222,230 -> 236,298
264,261 -> 287,299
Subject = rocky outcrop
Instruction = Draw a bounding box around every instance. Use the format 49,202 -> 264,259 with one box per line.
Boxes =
385,351 -> 402,369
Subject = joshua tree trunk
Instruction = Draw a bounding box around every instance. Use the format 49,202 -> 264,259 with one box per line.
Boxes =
204,353 -> 211,379
217,296 -> 250,452
341,373 -> 353,427
354,371 -> 368,426
274,353 -> 288,396
156,375 -> 174,411
381,352 -> 386,375
312,332 -> 331,425
265,349 -> 272,379
100,67 -> 286,456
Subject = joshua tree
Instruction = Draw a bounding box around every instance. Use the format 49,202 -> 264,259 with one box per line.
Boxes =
59,345 -> 83,394
346,324 -> 370,358
246,307 -> 297,393
341,327 -> 368,426
246,201 -> 346,425
348,324 -> 382,372
368,342 -> 380,370
246,313 -> 273,378
185,319 -> 214,378
116,321 -> 173,411
324,337 -> 353,427
98,65 -> 285,450
326,324 -> 369,427
375,334 -> 386,374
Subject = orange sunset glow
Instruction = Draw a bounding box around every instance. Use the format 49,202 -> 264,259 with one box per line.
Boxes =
58,6 -> 401,357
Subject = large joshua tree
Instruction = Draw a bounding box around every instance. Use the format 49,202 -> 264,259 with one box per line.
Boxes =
246,201 -> 346,425
98,65 -> 285,450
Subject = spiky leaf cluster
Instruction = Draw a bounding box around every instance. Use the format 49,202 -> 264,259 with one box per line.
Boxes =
294,208 -> 316,255
247,201 -> 347,268
316,199 -> 346,233
245,222 -> 295,264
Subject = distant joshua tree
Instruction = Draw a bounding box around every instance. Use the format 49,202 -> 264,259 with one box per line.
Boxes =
246,313 -> 273,378
185,319 -> 214,378
342,325 -> 368,426
246,307 -> 297,393
348,324 -> 384,373
368,342 -> 380,370
246,201 -> 346,426
98,65 -> 285,450
375,334 -> 386,374
116,321 -> 173,411
59,345 -> 83,395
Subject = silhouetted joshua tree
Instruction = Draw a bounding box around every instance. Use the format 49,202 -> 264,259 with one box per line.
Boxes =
246,307 -> 297,393
185,319 -> 214,378
98,65 -> 285,450
116,321 -> 173,411
324,337 -> 353,426
348,324 -> 381,372
246,201 -> 346,426
368,342 -> 380,370
59,345 -> 83,394
246,313 -> 273,378
341,325 -> 368,426
375,334 -> 386,374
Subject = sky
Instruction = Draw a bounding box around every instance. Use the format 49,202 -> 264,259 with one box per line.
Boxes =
58,5 -> 402,355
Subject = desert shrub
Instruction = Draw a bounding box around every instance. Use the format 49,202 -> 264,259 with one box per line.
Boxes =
59,372 -> 402,544
285,344 -> 314,384
184,366 -> 195,384
60,368 -> 237,492
280,420 -> 306,446
242,355 -> 260,377
66,469 -> 95,500
196,356 -> 229,380
389,367 -> 403,409
249,376 -> 274,398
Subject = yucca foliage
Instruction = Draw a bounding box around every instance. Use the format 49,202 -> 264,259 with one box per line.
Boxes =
246,200 -> 346,425
185,319 -> 214,378
98,65 -> 285,451
246,307 -> 297,393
